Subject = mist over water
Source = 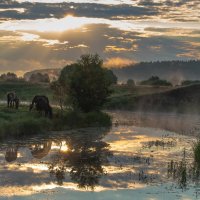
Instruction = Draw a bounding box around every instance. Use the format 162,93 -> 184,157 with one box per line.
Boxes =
0,111 -> 200,199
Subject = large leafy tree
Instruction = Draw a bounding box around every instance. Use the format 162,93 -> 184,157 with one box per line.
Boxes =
58,54 -> 117,112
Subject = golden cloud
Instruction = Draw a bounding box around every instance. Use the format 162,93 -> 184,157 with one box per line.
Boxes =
104,57 -> 136,68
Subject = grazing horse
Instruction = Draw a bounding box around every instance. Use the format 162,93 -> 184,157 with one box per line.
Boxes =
30,95 -> 52,118
7,92 -> 19,109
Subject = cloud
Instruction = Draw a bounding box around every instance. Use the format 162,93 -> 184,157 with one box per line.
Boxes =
104,57 -> 136,68
0,23 -> 200,73
0,1 -> 158,20
0,0 -> 199,23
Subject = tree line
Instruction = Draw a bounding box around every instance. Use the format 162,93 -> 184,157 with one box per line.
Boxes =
0,72 -> 50,83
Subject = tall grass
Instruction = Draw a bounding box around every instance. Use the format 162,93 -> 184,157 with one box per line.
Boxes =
0,105 -> 112,140
193,140 -> 200,178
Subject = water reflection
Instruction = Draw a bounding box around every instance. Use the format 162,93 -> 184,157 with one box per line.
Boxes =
0,112 -> 200,199
0,128 -> 112,191
49,130 -> 112,188
5,145 -> 18,162
30,141 -> 52,159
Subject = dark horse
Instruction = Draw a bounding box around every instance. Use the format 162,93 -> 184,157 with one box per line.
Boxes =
7,92 -> 19,109
29,95 -> 52,118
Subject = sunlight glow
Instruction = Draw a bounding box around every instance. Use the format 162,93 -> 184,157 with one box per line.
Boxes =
16,0 -> 133,5
0,8 -> 26,13
0,15 -> 98,32
0,15 -> 199,35
60,142 -> 68,152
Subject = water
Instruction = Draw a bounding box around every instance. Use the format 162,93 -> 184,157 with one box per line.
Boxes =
1,111 -> 200,200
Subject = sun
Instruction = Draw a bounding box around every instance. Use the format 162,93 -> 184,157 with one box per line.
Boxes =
61,15 -> 91,30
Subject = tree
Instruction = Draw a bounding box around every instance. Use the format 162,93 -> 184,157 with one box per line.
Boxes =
140,76 -> 172,86
58,54 -> 114,112
29,73 -> 50,83
50,81 -> 66,111
0,72 -> 18,81
105,69 -> 118,85
127,79 -> 135,87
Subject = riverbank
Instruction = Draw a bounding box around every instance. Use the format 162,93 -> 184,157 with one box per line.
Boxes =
0,105 -> 111,140
105,84 -> 200,114
0,121 -> 199,199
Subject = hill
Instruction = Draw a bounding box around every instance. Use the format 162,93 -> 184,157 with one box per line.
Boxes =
112,60 -> 200,84
106,84 -> 200,113
23,60 -> 200,85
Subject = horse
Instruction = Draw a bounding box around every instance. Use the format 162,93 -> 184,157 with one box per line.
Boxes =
29,95 -> 52,118
7,92 -> 19,109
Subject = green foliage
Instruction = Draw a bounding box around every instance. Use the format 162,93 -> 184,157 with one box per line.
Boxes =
0,106 -> 51,139
126,79 -> 135,87
140,76 -> 172,86
105,84 -> 200,113
193,140 -> 200,177
181,80 -> 200,86
0,72 -> 18,81
105,69 -> 118,85
0,118 -> 51,138
0,105 -> 111,139
0,81 -> 51,101
29,73 -> 50,83
50,80 -> 66,110
58,54 -> 114,112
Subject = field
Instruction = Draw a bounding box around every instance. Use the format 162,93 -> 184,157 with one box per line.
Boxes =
0,104 -> 111,139
106,84 -> 200,113
0,81 -> 173,103
1,80 -> 200,121
110,84 -> 172,98
0,81 -> 52,101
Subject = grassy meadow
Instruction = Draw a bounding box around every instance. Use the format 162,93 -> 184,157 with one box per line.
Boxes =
1,80 -> 200,139
106,84 -> 200,113
0,81 -> 52,101
0,104 -> 111,140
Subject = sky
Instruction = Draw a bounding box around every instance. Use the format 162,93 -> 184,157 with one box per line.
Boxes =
0,0 -> 200,75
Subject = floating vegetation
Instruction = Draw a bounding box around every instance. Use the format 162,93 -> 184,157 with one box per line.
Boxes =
142,138 -> 177,149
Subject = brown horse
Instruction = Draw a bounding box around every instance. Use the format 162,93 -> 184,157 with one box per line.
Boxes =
29,95 -> 52,118
7,92 -> 19,109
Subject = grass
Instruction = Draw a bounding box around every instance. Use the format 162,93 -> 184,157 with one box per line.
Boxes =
0,81 -> 52,101
167,142 -> 200,189
2,81 -> 200,114
193,140 -> 200,178
0,105 -> 52,140
110,84 -> 171,98
0,105 -> 112,140
105,84 -> 200,114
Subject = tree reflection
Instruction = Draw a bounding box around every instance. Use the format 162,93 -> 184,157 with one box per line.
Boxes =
49,128 -> 112,189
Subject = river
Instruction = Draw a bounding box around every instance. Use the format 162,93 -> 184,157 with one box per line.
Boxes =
1,111 -> 200,200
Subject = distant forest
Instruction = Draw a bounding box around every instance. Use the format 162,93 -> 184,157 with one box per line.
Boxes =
112,60 -> 200,85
